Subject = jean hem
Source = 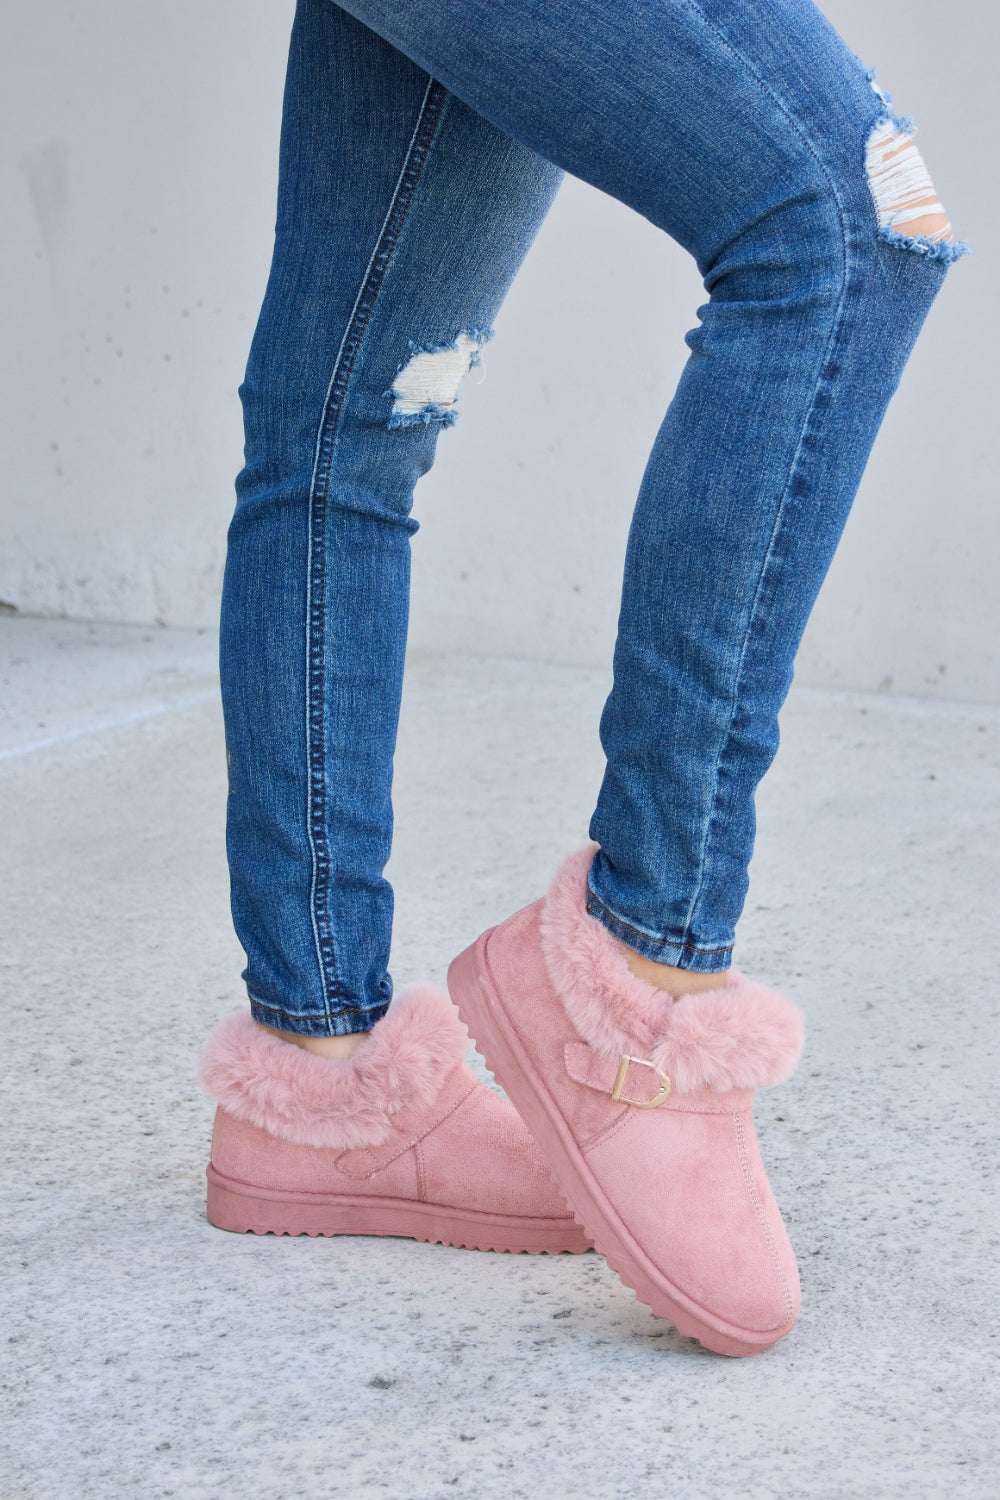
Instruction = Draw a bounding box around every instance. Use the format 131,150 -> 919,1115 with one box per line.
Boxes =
584,887 -> 734,975
248,994 -> 389,1038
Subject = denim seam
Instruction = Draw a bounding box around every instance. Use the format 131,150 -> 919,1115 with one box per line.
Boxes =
247,992 -> 390,1031
586,886 -> 734,963
302,76 -> 450,1023
688,308 -> 851,939
674,0 -> 856,945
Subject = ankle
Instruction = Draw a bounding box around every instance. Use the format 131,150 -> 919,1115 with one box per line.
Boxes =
621,944 -> 730,997
258,1023 -> 370,1059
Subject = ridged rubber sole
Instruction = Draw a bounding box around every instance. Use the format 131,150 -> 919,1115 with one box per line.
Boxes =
448,935 -> 790,1356
206,1163 -> 588,1255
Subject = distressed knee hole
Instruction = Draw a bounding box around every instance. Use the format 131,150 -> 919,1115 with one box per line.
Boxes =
863,72 -> 967,264
386,329 -> 492,430
866,118 -> 952,244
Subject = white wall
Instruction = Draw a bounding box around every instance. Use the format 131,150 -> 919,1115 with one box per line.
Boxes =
2,3 -> 288,625
2,0 -> 996,701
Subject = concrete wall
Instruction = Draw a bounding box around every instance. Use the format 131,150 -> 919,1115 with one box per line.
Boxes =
2,0 -> 995,700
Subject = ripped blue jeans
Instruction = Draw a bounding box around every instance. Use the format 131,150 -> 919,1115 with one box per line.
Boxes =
221,0 -> 965,1036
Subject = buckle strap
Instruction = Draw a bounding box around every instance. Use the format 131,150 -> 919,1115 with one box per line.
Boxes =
610,1054 -> 671,1109
564,1040 -> 670,1109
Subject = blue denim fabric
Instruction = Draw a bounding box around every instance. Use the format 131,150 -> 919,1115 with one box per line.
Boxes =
221,0 -> 963,1035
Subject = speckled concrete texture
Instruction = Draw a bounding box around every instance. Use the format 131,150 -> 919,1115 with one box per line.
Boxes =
1,616 -> 997,1499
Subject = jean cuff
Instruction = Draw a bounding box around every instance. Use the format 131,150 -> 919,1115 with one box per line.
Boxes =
247,993 -> 390,1038
584,885 -> 733,974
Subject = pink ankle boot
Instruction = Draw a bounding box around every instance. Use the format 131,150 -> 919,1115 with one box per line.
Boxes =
201,985 -> 590,1254
447,848 -> 805,1354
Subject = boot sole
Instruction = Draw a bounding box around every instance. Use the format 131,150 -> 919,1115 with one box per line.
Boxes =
449,934 -> 792,1356
206,1162 -> 589,1255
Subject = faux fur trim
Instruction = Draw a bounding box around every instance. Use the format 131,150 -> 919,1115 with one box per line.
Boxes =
539,847 -> 804,1092
200,985 -> 468,1149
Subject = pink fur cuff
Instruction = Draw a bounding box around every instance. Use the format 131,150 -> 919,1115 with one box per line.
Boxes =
539,847 -> 804,1092
200,985 -> 468,1149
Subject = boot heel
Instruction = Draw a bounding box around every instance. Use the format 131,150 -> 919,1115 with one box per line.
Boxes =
205,1163 -> 296,1235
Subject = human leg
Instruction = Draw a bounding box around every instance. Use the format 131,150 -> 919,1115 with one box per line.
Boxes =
209,1 -> 591,1249
323,0 -> 963,1346
220,0 -> 562,1039
332,0 -> 963,976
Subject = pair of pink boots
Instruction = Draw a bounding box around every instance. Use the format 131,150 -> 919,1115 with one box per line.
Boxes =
203,849 -> 804,1356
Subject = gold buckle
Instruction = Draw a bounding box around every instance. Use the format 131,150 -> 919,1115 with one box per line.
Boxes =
610,1055 -> 671,1109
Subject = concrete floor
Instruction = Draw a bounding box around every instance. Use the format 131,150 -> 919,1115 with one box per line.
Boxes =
1,614 -> 997,1499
